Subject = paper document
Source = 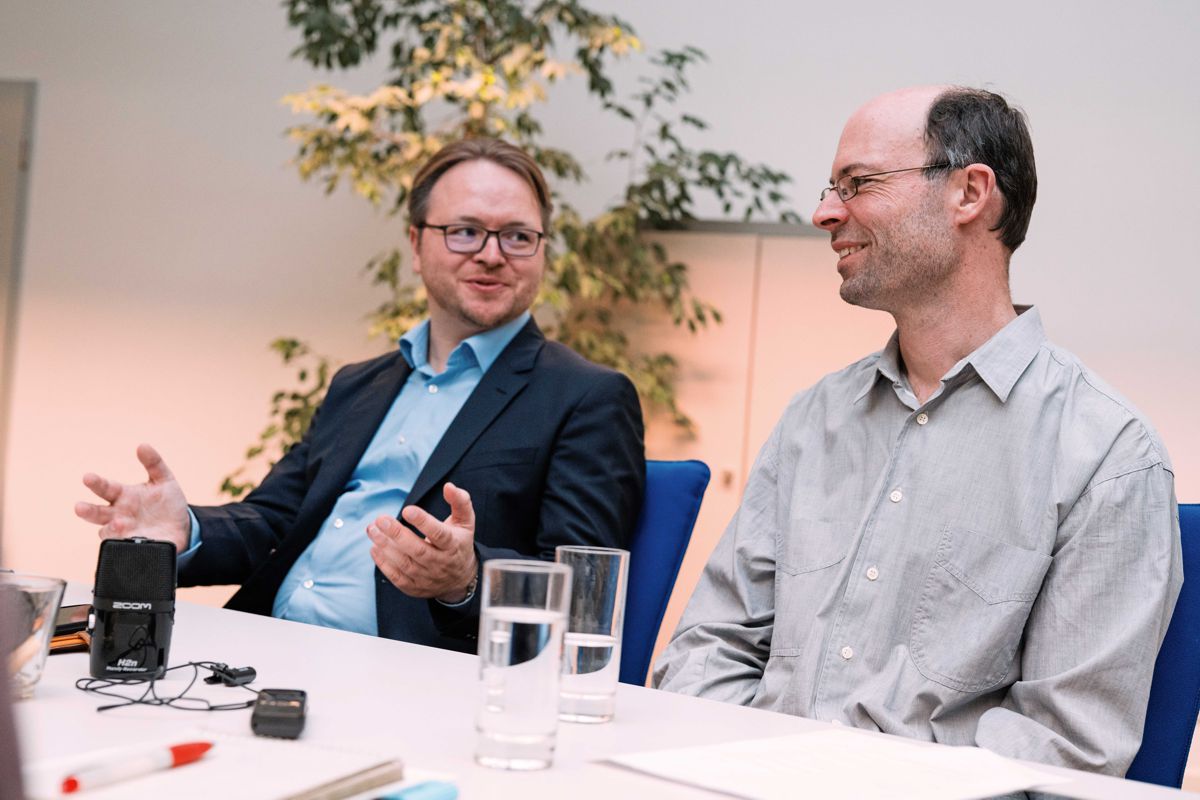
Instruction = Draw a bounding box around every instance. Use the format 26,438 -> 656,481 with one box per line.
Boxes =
22,730 -> 418,800
603,728 -> 1070,800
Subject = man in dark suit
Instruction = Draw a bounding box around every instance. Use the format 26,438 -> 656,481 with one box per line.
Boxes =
75,139 -> 645,652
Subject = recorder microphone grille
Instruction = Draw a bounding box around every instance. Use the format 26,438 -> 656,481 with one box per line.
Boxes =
93,538 -> 176,601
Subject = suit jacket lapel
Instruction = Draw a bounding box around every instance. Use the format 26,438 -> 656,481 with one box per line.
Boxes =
236,353 -> 412,609
304,354 -> 412,513
406,319 -> 543,506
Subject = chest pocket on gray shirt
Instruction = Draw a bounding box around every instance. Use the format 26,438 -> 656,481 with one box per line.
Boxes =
910,526 -> 1052,693
772,519 -> 853,656
777,519 -> 853,576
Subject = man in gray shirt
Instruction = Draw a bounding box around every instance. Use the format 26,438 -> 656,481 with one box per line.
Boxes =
654,85 -> 1182,777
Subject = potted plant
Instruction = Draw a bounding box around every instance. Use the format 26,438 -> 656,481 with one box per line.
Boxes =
223,0 -> 799,496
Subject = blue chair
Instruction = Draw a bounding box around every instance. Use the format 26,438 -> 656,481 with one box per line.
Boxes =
1127,503 -> 1200,787
618,459 -> 711,686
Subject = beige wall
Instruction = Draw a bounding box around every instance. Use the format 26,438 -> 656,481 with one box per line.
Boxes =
0,3 -> 398,605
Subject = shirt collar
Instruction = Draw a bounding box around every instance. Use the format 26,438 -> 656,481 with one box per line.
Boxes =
399,311 -> 531,375
854,331 -> 904,403
854,305 -> 1045,404
959,305 -> 1045,402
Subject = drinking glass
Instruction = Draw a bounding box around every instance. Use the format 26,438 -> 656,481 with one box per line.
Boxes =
475,560 -> 571,770
0,573 -> 67,699
555,545 -> 629,723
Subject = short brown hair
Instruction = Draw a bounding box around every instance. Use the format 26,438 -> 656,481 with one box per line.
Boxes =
408,138 -> 553,232
923,87 -> 1037,252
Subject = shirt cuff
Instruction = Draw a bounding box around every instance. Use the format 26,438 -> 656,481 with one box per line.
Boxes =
176,508 -> 203,568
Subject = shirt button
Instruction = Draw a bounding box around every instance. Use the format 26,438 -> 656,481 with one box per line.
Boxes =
333,518 -> 344,529
889,489 -> 903,503
398,435 -> 407,444
866,566 -> 879,581
840,646 -> 854,660
302,579 -> 314,589
916,412 -> 929,425
428,384 -> 438,394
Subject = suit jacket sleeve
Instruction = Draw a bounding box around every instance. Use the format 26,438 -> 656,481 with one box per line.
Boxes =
429,368 -> 645,637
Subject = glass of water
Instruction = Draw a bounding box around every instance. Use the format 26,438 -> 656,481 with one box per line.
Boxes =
475,559 -> 571,770
0,572 -> 67,700
555,545 -> 629,723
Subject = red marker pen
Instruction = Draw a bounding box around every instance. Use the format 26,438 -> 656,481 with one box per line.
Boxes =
61,741 -> 213,794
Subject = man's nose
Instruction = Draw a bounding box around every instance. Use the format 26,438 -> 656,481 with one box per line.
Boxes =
474,232 -> 506,265
812,191 -> 848,230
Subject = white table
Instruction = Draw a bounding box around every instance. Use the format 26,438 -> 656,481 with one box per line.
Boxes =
15,587 -> 1191,799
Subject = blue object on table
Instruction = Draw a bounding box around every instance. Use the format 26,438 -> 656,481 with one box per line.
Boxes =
619,459 -> 711,686
373,779 -> 459,800
1127,503 -> 1200,787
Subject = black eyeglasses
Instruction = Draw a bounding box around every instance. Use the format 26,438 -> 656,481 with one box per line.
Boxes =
819,163 -> 951,203
419,223 -> 545,258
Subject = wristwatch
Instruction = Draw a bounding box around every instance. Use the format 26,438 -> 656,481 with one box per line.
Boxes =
460,571 -> 479,602
438,566 -> 479,608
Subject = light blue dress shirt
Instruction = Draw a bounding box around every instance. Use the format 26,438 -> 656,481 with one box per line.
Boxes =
183,312 -> 530,636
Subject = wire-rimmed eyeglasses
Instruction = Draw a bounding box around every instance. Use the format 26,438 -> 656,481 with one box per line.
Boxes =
419,223 -> 545,258
819,163 -> 951,203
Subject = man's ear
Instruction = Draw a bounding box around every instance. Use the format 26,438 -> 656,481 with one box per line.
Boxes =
409,225 -> 423,275
951,163 -> 998,228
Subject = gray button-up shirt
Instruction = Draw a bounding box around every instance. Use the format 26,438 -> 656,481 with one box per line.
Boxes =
655,307 -> 1181,778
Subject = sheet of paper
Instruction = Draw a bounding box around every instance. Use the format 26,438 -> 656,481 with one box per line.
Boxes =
603,728 -> 1071,800
22,728 -> 433,800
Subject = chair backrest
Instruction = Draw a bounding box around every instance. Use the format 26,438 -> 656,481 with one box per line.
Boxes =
619,459 -> 711,686
1127,503 -> 1200,787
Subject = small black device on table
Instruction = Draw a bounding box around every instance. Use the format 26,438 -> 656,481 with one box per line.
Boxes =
251,688 -> 307,739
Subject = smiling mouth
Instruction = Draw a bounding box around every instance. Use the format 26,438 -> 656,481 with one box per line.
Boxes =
837,245 -> 866,258
465,278 -> 507,291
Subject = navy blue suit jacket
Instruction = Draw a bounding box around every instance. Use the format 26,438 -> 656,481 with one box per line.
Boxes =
181,319 -> 645,652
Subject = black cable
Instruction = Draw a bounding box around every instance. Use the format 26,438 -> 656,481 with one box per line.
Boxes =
75,661 -> 259,713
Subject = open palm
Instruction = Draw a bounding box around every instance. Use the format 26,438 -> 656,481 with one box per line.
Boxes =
74,443 -> 190,552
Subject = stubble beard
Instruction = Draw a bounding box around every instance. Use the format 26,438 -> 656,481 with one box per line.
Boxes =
838,192 -> 957,313
430,273 -> 539,336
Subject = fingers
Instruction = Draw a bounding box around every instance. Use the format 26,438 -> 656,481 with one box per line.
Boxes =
371,484 -> 477,598
369,537 -> 420,579
368,516 -> 422,553
398,505 -> 433,533
400,504 -> 451,548
396,484 -> 474,550
97,518 -> 130,539
136,443 -> 175,484
80,442 -> 174,504
81,472 -> 122,504
443,482 -> 475,530
368,520 -> 428,595
74,501 -> 114,526
74,502 -> 129,540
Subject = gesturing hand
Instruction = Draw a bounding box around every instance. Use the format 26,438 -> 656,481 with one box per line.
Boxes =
368,482 -> 478,603
74,443 -> 191,553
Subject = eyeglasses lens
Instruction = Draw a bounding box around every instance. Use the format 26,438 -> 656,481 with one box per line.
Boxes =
444,226 -> 538,256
